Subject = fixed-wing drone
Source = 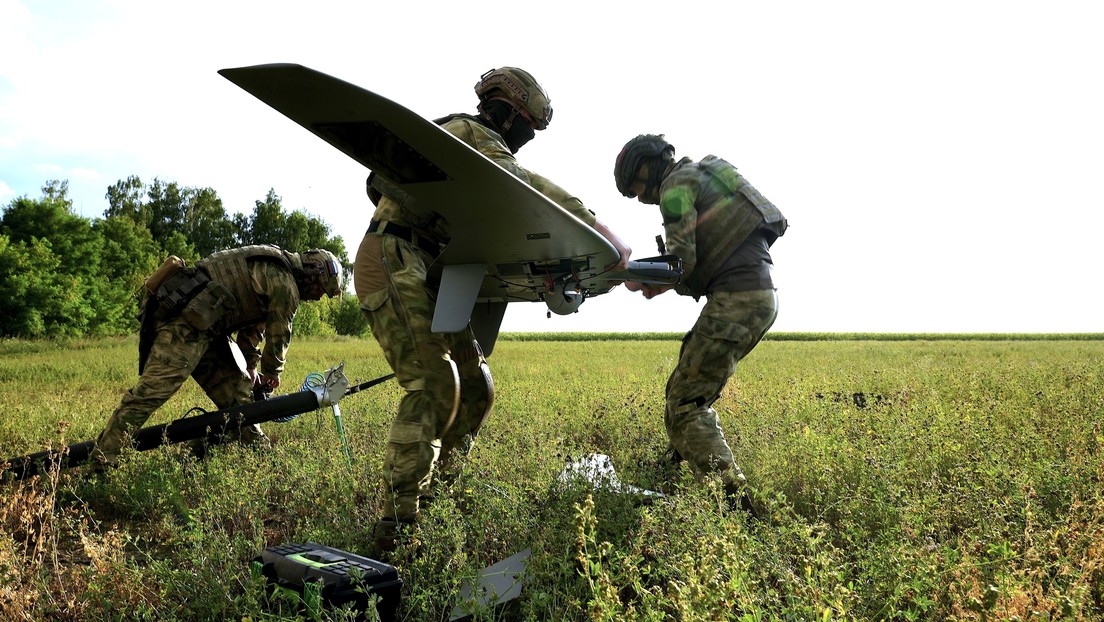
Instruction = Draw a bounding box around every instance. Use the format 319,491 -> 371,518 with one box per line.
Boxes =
219,64 -> 680,354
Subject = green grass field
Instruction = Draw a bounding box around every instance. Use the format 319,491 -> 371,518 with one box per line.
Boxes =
2,335 -> 1102,621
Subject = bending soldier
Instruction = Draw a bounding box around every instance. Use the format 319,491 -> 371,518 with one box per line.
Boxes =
614,135 -> 787,516
92,245 -> 344,467
355,67 -> 632,552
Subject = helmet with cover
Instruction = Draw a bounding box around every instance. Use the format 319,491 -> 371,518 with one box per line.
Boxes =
300,248 -> 344,298
614,134 -> 676,198
474,67 -> 553,130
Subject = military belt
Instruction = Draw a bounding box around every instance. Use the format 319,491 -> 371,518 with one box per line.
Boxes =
368,220 -> 441,256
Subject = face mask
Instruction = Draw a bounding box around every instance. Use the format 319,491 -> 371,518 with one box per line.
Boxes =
481,99 -> 536,153
503,117 -> 535,153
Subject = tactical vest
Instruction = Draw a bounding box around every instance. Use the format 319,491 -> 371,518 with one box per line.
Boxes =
196,245 -> 296,331
676,156 -> 787,296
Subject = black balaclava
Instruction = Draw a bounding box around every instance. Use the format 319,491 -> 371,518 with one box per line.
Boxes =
479,98 -> 536,153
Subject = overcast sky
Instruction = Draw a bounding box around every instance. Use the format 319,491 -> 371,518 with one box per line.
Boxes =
2,0 -> 1101,333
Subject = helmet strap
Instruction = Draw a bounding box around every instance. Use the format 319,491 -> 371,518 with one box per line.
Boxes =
479,98 -> 535,153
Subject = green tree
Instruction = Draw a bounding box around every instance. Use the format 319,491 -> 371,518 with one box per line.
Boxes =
283,210 -> 312,251
144,178 -> 189,244
104,175 -> 148,228
292,300 -> 336,337
0,181 -> 122,335
105,176 -> 233,259
3,178 -> 350,337
93,216 -> 163,331
185,187 -> 235,257
241,189 -> 286,247
231,211 -> 251,244
0,234 -> 93,337
1,180 -> 103,278
328,295 -> 370,337
238,189 -> 349,281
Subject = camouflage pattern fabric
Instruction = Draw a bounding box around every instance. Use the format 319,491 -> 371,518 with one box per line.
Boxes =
665,289 -> 778,489
660,156 -> 786,297
196,248 -> 301,377
358,112 -> 613,523
93,254 -> 301,464
354,233 -> 492,521
93,316 -> 263,464
197,245 -> 298,341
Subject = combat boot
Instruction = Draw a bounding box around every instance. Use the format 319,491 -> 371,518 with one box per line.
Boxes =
723,480 -> 762,520
88,429 -> 127,472
646,442 -> 686,495
89,455 -> 117,476
186,438 -> 209,461
662,442 -> 684,464
371,516 -> 416,560
234,424 -> 272,450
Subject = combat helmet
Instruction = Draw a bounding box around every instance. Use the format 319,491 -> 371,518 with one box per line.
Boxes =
614,134 -> 676,197
301,248 -> 345,298
475,67 -> 553,130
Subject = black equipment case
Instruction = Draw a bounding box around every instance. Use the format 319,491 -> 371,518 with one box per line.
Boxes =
252,542 -> 402,620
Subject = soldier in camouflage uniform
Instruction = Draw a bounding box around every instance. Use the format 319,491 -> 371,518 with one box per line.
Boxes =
614,135 -> 787,516
92,245 -> 344,466
356,67 -> 632,550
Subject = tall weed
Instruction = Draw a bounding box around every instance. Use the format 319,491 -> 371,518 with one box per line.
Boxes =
0,337 -> 1102,620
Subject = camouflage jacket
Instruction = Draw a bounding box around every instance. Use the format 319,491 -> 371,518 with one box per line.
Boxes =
370,115 -> 597,242
659,156 -> 787,297
193,246 -> 301,377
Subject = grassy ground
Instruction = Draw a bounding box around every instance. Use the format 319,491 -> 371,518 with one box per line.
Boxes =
1,336 -> 1102,620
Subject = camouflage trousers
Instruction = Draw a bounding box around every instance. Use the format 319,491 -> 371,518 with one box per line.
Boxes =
355,231 -> 494,522
665,289 -> 778,489
93,316 -> 264,464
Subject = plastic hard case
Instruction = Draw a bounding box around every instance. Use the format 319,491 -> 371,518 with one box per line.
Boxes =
253,542 -> 402,621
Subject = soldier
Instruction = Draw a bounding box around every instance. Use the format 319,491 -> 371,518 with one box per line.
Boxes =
355,67 -> 632,551
92,245 -> 344,467
613,135 -> 787,517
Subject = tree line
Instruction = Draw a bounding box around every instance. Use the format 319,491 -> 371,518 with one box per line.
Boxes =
0,178 -> 366,338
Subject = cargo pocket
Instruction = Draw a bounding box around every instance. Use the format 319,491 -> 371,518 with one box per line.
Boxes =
180,283 -> 235,331
149,324 -> 193,370
389,419 -> 426,444
359,286 -> 390,314
384,419 -> 430,485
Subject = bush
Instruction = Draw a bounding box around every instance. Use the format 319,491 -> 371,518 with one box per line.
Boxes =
327,295 -> 370,338
293,295 -> 370,338
293,300 -> 336,337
